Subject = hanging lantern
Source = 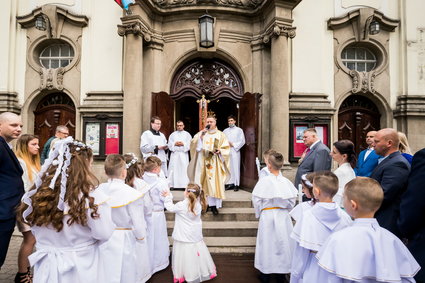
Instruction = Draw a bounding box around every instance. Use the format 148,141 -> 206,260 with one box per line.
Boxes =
369,20 -> 380,35
35,14 -> 47,31
199,14 -> 214,48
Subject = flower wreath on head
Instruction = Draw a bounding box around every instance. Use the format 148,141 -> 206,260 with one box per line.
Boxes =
21,136 -> 91,222
125,153 -> 138,169
301,174 -> 313,188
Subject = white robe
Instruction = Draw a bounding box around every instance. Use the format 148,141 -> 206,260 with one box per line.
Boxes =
333,162 -> 356,207
252,174 -> 298,274
140,130 -> 168,177
167,130 -> 192,188
29,190 -> 115,283
258,167 -> 271,179
97,179 -> 149,283
290,202 -> 352,283
316,218 -> 420,283
142,172 -> 171,273
223,126 -> 245,186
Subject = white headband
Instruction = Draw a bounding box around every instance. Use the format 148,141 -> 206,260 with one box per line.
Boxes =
125,153 -> 138,169
301,174 -> 313,188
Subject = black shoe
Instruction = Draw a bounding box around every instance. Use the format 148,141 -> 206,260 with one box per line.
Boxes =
225,184 -> 235,191
258,273 -> 270,283
211,206 -> 219,215
233,185 -> 239,192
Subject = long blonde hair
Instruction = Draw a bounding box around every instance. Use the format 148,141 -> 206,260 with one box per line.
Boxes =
398,132 -> 412,154
15,134 -> 41,182
186,183 -> 207,214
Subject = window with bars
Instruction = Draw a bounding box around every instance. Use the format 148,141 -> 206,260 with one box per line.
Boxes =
341,47 -> 377,72
39,44 -> 74,69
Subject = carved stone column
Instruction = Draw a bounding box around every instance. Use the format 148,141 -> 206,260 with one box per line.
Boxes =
118,19 -> 151,155
268,25 -> 295,163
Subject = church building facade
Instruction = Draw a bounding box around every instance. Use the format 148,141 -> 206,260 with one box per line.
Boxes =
1,0 -> 424,187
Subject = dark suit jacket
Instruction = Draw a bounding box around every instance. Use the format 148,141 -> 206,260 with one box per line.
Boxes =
371,151 -> 410,237
354,148 -> 380,177
0,136 -> 24,221
398,148 -> 425,281
294,141 -> 332,188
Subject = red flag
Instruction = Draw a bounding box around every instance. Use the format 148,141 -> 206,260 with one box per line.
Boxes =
114,0 -> 123,7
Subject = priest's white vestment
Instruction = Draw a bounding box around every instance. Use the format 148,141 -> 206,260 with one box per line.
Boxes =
140,129 -> 168,177
167,130 -> 192,188
223,126 -> 245,186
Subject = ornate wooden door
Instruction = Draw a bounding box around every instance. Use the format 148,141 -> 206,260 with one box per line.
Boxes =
34,93 -> 76,148
239,92 -> 261,189
151,92 -> 175,139
338,95 -> 380,154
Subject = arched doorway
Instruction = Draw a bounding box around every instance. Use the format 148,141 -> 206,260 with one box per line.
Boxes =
338,95 -> 380,154
151,58 -> 261,188
34,92 -> 76,148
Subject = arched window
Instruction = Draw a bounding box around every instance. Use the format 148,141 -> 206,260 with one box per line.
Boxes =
39,44 -> 74,69
341,47 -> 377,72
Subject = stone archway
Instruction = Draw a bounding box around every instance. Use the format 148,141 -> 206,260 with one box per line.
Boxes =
338,94 -> 380,154
34,92 -> 76,148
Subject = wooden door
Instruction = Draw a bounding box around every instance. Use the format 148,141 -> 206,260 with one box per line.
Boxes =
338,95 -> 380,154
151,92 -> 175,139
34,93 -> 76,148
239,92 -> 261,189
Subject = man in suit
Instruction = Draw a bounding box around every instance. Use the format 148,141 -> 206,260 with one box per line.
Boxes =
0,112 -> 24,268
371,128 -> 410,237
354,130 -> 380,177
398,148 -> 425,283
294,128 -> 332,189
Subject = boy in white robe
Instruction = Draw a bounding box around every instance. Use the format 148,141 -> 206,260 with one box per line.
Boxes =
142,156 -> 171,274
290,171 -> 352,283
252,152 -> 298,283
258,149 -> 276,179
98,154 -> 147,283
316,177 -> 420,283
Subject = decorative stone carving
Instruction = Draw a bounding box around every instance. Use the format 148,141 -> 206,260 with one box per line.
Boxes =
151,0 -> 264,9
39,67 -> 65,91
349,70 -> 375,94
118,22 -> 152,42
261,24 -> 296,43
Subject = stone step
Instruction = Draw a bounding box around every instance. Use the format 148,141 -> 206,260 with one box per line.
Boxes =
167,221 -> 258,237
169,237 -> 257,254
170,190 -> 253,208
165,207 -> 257,221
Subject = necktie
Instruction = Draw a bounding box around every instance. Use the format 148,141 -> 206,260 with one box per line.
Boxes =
306,147 -> 311,154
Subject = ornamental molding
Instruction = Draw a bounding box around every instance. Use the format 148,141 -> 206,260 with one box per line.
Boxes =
251,23 -> 296,48
349,70 -> 376,94
151,0 -> 265,10
117,17 -> 164,48
39,67 -> 65,91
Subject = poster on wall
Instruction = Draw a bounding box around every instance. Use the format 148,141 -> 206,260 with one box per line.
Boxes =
314,125 -> 328,147
85,123 -> 100,156
105,123 -> 120,155
293,125 -> 308,157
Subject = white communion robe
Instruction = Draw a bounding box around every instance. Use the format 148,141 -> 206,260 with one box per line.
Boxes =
29,190 -> 115,283
290,202 -> 352,283
289,200 -> 315,223
140,129 -> 168,177
142,172 -> 171,273
333,162 -> 356,207
223,126 -> 245,186
167,130 -> 192,188
252,173 -> 298,274
258,166 -> 271,179
316,218 -> 420,283
97,179 -> 149,283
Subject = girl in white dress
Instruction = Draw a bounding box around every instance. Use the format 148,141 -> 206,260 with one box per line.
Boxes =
17,137 -> 115,283
124,153 -> 152,283
162,183 -> 217,283
331,140 -> 356,207
14,134 -> 41,283
289,172 -> 317,223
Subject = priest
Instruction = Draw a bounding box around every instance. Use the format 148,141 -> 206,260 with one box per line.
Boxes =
188,115 -> 230,215
223,115 -> 245,191
167,121 -> 192,189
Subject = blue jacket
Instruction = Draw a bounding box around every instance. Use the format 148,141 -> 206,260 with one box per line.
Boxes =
398,148 -> 425,281
0,136 -> 24,221
354,148 -> 380,177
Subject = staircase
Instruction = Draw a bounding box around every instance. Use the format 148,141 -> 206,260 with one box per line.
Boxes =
166,190 -> 258,254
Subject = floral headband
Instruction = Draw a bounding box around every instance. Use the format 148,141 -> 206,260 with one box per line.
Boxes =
301,174 -> 313,188
125,152 -> 138,169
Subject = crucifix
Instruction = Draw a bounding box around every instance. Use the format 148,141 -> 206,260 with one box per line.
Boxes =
196,95 -> 210,131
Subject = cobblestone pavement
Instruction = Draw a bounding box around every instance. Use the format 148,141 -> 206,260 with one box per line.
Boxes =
0,230 -> 21,283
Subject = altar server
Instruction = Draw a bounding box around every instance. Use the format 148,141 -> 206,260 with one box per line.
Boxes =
252,152 -> 298,282
167,121 -> 192,189
18,137 -> 115,283
290,171 -> 352,283
97,154 -> 147,283
163,183 -> 217,283
143,156 -> 170,273
258,149 -> 276,179
223,115 -> 245,191
316,177 -> 420,282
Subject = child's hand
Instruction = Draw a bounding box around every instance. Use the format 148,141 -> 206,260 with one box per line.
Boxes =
161,190 -> 170,197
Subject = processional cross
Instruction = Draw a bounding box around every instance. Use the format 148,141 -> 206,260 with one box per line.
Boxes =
196,95 -> 210,131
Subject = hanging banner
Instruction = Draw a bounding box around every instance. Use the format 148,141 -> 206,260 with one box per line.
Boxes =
105,123 -> 120,155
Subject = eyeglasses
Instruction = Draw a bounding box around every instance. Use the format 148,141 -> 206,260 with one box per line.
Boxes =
60,132 -> 69,135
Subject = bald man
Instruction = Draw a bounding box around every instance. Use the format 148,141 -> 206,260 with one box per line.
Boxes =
0,112 -> 24,268
354,131 -> 381,177
371,128 -> 410,237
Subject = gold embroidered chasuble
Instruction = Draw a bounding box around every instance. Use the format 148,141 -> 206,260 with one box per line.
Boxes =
188,129 -> 230,199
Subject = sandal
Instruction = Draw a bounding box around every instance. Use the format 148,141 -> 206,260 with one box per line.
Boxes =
14,267 -> 32,283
